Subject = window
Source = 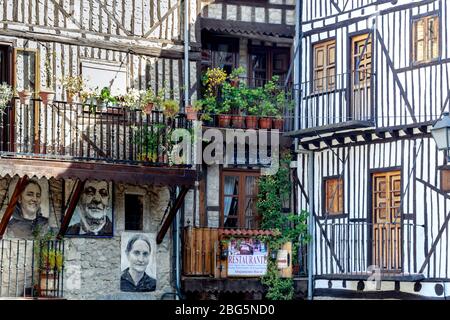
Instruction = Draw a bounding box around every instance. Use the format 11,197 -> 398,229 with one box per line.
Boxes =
81,59 -> 127,96
0,45 -> 11,84
313,40 -> 336,91
201,32 -> 239,76
413,15 -> 439,63
441,169 -> 450,193
221,170 -> 260,229
125,194 -> 144,231
14,49 -> 39,96
249,46 -> 290,87
323,177 -> 343,215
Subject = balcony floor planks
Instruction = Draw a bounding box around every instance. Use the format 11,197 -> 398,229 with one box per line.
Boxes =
0,157 -> 196,186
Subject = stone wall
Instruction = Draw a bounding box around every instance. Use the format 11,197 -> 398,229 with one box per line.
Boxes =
0,177 -> 176,300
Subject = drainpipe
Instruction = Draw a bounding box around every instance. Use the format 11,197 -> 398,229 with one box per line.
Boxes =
294,0 -> 303,147
184,0 -> 190,109
306,150 -> 315,300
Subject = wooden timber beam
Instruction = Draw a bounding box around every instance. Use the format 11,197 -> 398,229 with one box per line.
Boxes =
157,186 -> 190,244
0,176 -> 29,239
57,180 -> 86,240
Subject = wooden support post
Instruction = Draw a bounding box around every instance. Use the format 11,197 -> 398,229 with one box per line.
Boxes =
157,186 -> 189,244
0,176 -> 29,239
57,180 -> 86,239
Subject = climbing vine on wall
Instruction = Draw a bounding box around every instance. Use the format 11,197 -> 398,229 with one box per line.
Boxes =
257,152 -> 309,300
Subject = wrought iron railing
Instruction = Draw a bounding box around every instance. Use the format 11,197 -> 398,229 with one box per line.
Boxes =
299,71 -> 375,130
0,239 -> 64,298
315,221 -> 422,276
0,99 -> 192,166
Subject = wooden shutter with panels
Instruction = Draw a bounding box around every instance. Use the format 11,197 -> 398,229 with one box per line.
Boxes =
313,40 -> 336,92
324,177 -> 343,215
372,171 -> 402,271
413,15 -> 439,63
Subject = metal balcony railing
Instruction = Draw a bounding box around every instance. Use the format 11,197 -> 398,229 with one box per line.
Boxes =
0,98 -> 192,167
315,221 -> 422,276
0,239 -> 65,298
299,71 -> 375,130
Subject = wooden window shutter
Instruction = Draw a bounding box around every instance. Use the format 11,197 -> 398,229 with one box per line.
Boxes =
313,40 -> 336,92
324,178 -> 344,215
413,15 -> 439,63
441,169 -> 450,193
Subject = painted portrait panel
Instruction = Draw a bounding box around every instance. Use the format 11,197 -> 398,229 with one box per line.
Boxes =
120,232 -> 157,292
65,180 -> 113,237
5,176 -> 50,239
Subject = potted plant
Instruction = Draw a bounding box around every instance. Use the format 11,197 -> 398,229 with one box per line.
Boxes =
140,87 -> 164,115
62,75 -> 84,104
39,50 -> 56,105
229,66 -> 245,88
97,86 -> 119,112
38,246 -> 64,297
121,88 -> 141,110
245,87 -> 263,129
0,83 -> 13,114
202,68 -> 229,127
185,103 -> 199,121
162,99 -> 180,119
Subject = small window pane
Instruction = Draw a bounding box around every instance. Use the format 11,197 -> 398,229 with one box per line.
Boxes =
324,178 -> 344,215
125,194 -> 143,231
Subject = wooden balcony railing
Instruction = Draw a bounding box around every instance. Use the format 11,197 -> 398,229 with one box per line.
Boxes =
0,99 -> 192,167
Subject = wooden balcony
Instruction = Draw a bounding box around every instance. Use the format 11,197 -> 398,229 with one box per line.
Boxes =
0,98 -> 197,186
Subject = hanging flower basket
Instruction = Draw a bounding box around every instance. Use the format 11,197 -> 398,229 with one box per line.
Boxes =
39,89 -> 55,105
18,89 -> 32,105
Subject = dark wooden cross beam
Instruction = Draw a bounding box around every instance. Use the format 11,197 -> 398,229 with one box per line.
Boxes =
57,179 -> 86,240
157,186 -> 190,244
375,131 -> 386,139
362,133 -> 372,142
0,176 -> 29,239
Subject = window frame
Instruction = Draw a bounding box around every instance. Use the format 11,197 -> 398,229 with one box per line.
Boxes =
124,193 -> 144,231
219,169 -> 260,229
201,32 -> 239,74
311,39 -> 336,93
13,48 -> 40,98
411,12 -> 440,65
248,45 -> 291,86
322,176 -> 345,218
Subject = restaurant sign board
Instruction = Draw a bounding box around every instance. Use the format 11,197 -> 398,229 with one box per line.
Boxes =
227,238 -> 268,276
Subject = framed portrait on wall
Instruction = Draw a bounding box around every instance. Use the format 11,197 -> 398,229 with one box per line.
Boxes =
4,176 -> 50,239
120,232 -> 157,292
64,180 -> 114,237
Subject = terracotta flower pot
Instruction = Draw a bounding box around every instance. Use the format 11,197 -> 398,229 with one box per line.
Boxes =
230,79 -> 239,88
18,90 -> 32,105
218,114 -> 231,128
39,90 -> 55,105
259,117 -> 272,129
245,115 -> 258,129
185,105 -> 198,121
143,102 -> 154,115
66,91 -> 78,104
231,115 -> 245,128
272,118 -> 284,131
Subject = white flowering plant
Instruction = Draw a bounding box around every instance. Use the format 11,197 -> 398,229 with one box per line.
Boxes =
122,88 -> 143,109
0,82 -> 13,112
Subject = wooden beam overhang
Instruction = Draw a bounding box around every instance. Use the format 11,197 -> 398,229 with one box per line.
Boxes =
57,180 -> 86,240
0,158 -> 197,187
295,122 -> 433,152
156,186 -> 190,244
284,120 -> 375,139
0,176 -> 29,239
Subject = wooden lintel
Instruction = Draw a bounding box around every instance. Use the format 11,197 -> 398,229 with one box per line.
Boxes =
157,186 -> 190,244
57,180 -> 86,239
0,176 -> 29,239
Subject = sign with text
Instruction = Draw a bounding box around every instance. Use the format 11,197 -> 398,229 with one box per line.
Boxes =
227,238 -> 268,277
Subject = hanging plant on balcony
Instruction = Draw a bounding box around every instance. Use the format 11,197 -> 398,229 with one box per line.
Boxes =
0,82 -> 13,114
62,75 -> 84,104
39,50 -> 56,105
257,153 -> 310,300
140,87 -> 164,115
162,99 -> 180,119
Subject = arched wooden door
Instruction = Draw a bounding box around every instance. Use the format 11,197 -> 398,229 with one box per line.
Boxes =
372,171 -> 402,271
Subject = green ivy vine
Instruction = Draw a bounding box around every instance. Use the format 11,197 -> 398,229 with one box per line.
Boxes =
257,153 -> 310,300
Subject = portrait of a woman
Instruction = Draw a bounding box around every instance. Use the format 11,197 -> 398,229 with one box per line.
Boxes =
6,180 -> 49,239
120,233 -> 156,292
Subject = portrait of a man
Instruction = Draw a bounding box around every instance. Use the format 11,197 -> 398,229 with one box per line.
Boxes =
120,232 -> 156,292
66,180 -> 113,237
5,178 -> 50,239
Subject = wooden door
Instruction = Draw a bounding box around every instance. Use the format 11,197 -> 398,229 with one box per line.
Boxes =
372,171 -> 402,271
351,34 -> 372,121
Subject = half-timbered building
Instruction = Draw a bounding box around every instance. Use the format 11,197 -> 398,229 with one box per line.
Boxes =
180,0 -> 307,300
0,0 -> 198,299
288,0 -> 450,299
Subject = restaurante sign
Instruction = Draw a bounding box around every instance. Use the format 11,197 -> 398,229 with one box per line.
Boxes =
227,238 -> 268,276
